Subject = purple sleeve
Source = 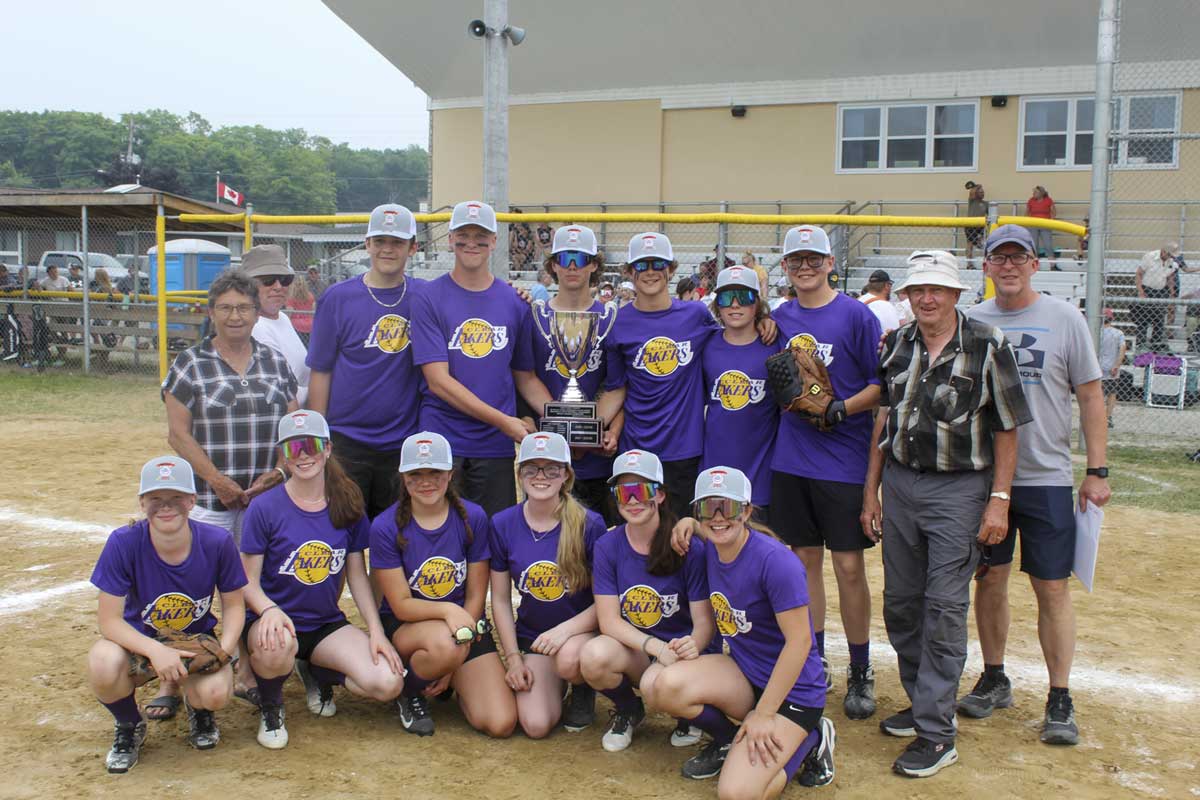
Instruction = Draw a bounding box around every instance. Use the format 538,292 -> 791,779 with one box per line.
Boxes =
409,287 -> 448,366
216,531 -> 249,592
855,306 -> 884,386
697,302 -> 722,341
488,515 -> 510,572
467,506 -> 492,563
683,540 -> 709,602
762,542 -> 810,613
239,498 -> 268,555
591,535 -> 619,596
368,511 -> 405,570
511,301 -> 535,372
305,291 -> 338,371
89,532 -> 132,597
347,515 -> 371,553
603,336 -> 627,390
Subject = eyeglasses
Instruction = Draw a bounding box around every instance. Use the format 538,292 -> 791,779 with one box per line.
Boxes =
974,544 -> 993,581
693,497 -> 749,520
631,259 -> 671,273
452,618 -> 492,644
784,254 -> 827,271
554,251 -> 593,269
212,303 -> 256,317
518,463 -> 566,480
257,275 -> 295,288
279,436 -> 328,460
715,288 -> 758,308
985,253 -> 1034,266
611,481 -> 660,505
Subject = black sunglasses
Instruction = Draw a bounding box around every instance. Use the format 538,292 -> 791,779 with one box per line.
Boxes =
258,275 -> 295,287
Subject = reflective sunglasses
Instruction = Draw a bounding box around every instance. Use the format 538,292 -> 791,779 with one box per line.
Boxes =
258,274 -> 295,287
631,259 -> 671,273
279,436 -> 328,460
611,481 -> 660,505
693,497 -> 749,520
715,288 -> 758,308
452,618 -> 492,644
518,463 -> 566,480
554,251 -> 593,269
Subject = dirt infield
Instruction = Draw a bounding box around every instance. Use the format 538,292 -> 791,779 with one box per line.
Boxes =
0,373 -> 1196,799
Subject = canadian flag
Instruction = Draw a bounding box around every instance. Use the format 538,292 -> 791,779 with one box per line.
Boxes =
218,181 -> 244,207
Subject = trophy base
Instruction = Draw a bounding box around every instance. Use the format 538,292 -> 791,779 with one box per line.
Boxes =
542,401 -> 604,448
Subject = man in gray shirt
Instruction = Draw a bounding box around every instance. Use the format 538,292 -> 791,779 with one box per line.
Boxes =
1098,308 -> 1127,428
959,225 -> 1112,746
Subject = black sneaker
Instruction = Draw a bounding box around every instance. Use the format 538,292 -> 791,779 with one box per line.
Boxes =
186,706 -> 220,750
843,663 -> 876,719
601,700 -> 645,752
797,716 -> 837,787
892,737 -> 958,778
956,672 -> 1013,719
105,720 -> 147,773
396,694 -> 435,737
562,684 -> 596,732
1041,692 -> 1079,745
879,707 -> 916,738
681,740 -> 730,780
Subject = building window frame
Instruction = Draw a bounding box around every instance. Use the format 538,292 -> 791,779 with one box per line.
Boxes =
836,100 -> 980,174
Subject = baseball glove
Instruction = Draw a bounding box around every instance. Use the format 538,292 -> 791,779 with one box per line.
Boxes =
128,629 -> 233,683
765,347 -> 838,430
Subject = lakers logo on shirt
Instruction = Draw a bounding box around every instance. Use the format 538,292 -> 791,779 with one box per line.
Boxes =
710,592 -> 753,637
633,336 -> 693,376
409,556 -> 468,599
711,370 -> 766,410
546,345 -> 602,380
363,314 -> 411,353
787,333 -> 833,365
140,592 -> 211,632
449,318 -> 509,358
620,585 -> 680,629
279,540 -> 347,585
518,560 -> 567,602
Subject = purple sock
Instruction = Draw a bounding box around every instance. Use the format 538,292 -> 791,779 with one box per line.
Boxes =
689,705 -> 737,745
308,663 -> 346,686
254,673 -> 287,706
848,640 -> 870,666
103,693 -> 141,726
403,669 -> 431,698
600,678 -> 639,713
814,630 -> 825,658
783,728 -> 821,780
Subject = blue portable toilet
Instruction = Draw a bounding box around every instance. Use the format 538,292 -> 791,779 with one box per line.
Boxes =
146,239 -> 232,293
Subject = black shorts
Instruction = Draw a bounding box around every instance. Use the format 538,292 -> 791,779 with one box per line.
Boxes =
572,476 -> 621,527
242,617 -> 349,662
661,456 -> 701,522
749,684 -> 822,731
451,455 -> 517,518
331,431 -> 401,520
990,485 -> 1076,580
380,612 -> 499,663
769,471 -> 873,551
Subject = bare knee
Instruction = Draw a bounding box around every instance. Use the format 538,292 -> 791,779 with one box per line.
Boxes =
519,711 -> 556,740
87,640 -> 128,688
1031,577 -> 1072,608
188,675 -> 232,710
831,551 -> 867,585
360,667 -> 405,702
554,648 -> 582,681
717,777 -> 759,800
478,709 -> 517,739
249,643 -> 296,677
976,564 -> 1013,597
578,638 -> 615,684
646,666 -> 687,713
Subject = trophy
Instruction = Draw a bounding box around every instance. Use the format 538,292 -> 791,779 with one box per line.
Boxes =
532,301 -> 619,447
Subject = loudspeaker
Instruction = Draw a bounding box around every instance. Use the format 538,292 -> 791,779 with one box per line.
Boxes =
731,105 -> 747,118
990,96 -> 1008,108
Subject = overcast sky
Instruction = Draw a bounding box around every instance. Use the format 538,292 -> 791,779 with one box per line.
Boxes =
1,0 -> 429,150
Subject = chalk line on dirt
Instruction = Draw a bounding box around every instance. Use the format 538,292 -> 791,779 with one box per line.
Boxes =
0,506 -> 112,542
0,580 -> 93,616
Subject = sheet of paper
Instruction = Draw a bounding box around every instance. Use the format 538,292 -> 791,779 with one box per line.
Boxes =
1072,500 -> 1104,592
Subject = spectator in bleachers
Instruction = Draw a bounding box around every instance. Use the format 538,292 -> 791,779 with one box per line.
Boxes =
698,246 -> 734,291
1135,242 -> 1189,349
242,244 -> 310,407
741,251 -> 770,295
675,276 -> 698,302
530,271 -> 554,303
535,222 -> 553,261
965,181 -> 987,265
1099,308 -> 1127,429
0,264 -> 13,289
858,269 -> 902,334
617,281 -> 635,307
304,265 -> 327,300
598,281 -> 615,304
1025,186 -> 1057,260
509,209 -> 536,270
68,263 -> 85,290
38,264 -> 69,292
1076,215 -> 1089,264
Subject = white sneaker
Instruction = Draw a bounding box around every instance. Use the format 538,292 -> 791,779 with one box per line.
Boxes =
256,704 -> 288,750
295,659 -> 337,717
670,721 -> 703,747
601,701 -> 645,752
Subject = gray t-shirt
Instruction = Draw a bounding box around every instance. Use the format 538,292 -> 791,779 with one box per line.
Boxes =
968,295 -> 1102,486
1099,325 -> 1126,374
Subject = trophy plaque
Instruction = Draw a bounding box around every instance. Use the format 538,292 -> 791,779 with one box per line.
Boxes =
532,301 -> 618,448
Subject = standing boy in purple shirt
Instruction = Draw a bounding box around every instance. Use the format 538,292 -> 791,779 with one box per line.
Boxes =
769,226 -> 882,720
410,201 -> 554,516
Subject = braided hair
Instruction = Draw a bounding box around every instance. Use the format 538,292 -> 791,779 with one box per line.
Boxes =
392,475 -> 472,552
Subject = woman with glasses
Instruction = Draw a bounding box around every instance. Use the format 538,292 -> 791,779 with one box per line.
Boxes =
240,410 -> 404,750
490,432 -> 608,737
668,467 -> 836,795
243,244 -> 310,406
370,431 -> 515,738
702,266 -> 781,521
579,450 -> 717,762
87,456 -> 246,773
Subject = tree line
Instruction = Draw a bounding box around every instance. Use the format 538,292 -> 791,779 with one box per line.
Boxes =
0,109 -> 428,214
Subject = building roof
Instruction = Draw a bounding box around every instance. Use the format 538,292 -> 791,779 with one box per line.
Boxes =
0,186 -> 241,230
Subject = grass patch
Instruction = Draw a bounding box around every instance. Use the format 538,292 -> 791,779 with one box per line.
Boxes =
1078,446 -> 1200,513
0,368 -> 160,421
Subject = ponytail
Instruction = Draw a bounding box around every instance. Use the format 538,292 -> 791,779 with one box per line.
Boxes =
553,467 -> 591,593
645,491 -> 683,577
324,455 -> 365,529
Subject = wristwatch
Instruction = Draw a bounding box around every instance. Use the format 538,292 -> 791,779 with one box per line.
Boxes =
1086,467 -> 1109,478
989,491 -> 1011,501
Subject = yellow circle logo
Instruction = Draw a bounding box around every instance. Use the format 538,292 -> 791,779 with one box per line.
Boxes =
714,370 -> 753,410
283,541 -> 343,585
710,591 -> 746,637
363,314 -> 410,353
621,585 -> 666,628
520,560 -> 566,602
412,556 -> 463,599
635,336 -> 693,376
454,318 -> 497,358
144,593 -> 198,631
788,333 -> 818,354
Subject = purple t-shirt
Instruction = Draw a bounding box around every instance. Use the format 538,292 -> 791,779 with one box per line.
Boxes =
90,519 -> 247,637
702,335 -> 782,505
305,275 -> 425,452
489,503 -> 607,642
531,300 -> 615,481
593,524 -> 712,644
240,484 -> 370,632
410,274 -> 536,458
369,499 -> 492,616
604,300 -> 720,460
706,530 -> 826,709
770,294 -> 882,484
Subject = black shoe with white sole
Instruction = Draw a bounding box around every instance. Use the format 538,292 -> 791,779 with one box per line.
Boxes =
956,672 -> 1013,719
892,737 -> 958,778
105,721 -> 147,773
796,716 -> 836,787
681,740 -> 730,779
1040,692 -> 1079,745
396,694 -> 435,736
879,707 -> 916,738
843,663 -> 876,719
562,684 -> 596,732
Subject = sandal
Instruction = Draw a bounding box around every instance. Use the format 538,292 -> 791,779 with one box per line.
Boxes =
234,685 -> 262,708
144,694 -> 181,721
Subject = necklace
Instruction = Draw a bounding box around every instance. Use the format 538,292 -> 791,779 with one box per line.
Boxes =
530,524 -> 557,543
363,274 -> 407,309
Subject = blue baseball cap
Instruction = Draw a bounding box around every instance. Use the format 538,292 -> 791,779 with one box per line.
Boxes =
985,224 -> 1036,255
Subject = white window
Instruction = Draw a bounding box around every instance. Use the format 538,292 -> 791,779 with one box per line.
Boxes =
837,101 -> 978,173
1019,93 -> 1179,170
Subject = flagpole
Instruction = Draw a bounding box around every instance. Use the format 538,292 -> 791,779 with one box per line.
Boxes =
215,171 -> 221,203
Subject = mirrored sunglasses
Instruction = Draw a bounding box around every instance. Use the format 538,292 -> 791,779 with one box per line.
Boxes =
631,259 -> 671,273
693,497 -> 749,520
279,436 -> 328,460
611,481 -> 660,505
554,251 -> 592,269
715,288 -> 758,308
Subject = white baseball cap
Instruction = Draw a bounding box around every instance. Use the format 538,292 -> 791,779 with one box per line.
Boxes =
277,410 -> 331,444
782,226 -> 832,258
449,201 -> 498,233
400,431 -> 454,472
366,204 -> 416,241
715,266 -> 760,293
518,431 -> 571,465
608,449 -> 665,484
138,456 -> 197,496
627,232 -> 674,263
896,250 -> 969,292
552,225 -> 598,256
692,466 -> 752,504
